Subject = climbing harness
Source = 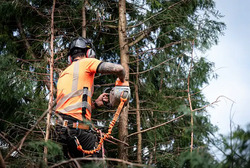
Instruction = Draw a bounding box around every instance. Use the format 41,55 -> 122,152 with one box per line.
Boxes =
74,87 -> 129,155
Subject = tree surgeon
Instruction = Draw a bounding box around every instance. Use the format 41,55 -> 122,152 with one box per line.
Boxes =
55,37 -> 125,158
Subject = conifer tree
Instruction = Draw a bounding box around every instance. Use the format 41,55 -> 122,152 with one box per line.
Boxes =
0,0 -> 227,167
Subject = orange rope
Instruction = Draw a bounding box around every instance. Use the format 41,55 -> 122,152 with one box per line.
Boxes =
74,95 -> 127,155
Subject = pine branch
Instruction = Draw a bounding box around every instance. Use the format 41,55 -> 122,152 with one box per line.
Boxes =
128,39 -> 186,66
4,101 -> 56,161
23,1 -> 49,18
130,54 -> 183,75
0,119 -> 42,133
127,114 -> 185,138
0,132 -> 24,157
50,157 -> 151,168
16,18 -> 36,59
128,29 -> 151,47
127,0 -> 186,30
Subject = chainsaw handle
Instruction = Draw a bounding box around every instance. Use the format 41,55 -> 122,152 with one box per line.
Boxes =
102,87 -> 112,108
103,87 -> 111,94
115,79 -> 129,87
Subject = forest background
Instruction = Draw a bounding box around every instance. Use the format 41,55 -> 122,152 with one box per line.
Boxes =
0,0 -> 249,168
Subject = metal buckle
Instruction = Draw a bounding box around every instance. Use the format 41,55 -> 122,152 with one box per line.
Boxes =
76,121 -> 79,130
63,120 -> 68,127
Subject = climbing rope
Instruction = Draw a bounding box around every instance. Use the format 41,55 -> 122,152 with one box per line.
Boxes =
74,92 -> 128,155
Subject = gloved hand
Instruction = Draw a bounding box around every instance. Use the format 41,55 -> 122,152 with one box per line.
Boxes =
94,93 -> 109,107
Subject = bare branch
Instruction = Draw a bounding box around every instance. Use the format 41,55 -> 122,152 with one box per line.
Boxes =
192,95 -> 235,112
109,136 -> 129,146
50,157 -> 150,168
23,2 -> 48,18
44,0 -> 56,163
127,114 -> 185,138
127,0 -> 186,30
4,101 -> 56,161
0,151 -> 5,168
0,119 -> 41,133
187,40 -> 195,152
103,24 -> 118,29
130,54 -> 183,75
0,132 -> 24,157
128,29 -> 150,47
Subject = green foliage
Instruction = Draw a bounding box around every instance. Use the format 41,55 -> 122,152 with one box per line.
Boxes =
28,140 -> 63,161
80,162 -> 108,168
219,124 -> 250,168
125,0 -> 224,166
6,140 -> 64,168
178,149 -> 220,168
0,0 -> 226,167
0,54 -> 33,125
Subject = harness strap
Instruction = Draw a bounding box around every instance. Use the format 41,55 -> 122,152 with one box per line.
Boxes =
56,89 -> 91,110
58,119 -> 90,130
58,101 -> 92,114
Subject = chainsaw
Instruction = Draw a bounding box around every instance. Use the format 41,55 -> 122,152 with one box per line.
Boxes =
104,79 -> 131,107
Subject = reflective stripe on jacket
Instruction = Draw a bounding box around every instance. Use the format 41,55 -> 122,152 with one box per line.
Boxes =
56,58 -> 102,121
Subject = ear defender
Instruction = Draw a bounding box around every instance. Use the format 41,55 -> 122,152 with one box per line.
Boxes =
68,56 -> 72,64
86,49 -> 96,58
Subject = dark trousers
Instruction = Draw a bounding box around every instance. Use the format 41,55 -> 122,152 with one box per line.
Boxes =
55,115 -> 102,158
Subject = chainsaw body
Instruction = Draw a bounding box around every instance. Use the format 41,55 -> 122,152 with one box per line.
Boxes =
109,80 -> 130,107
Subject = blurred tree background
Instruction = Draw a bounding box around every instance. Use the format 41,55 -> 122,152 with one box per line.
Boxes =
0,0 -> 249,167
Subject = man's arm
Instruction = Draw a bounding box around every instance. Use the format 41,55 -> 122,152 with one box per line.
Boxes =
97,62 -> 125,82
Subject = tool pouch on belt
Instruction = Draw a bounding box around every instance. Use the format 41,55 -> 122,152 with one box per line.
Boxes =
55,114 -> 89,141
55,125 -> 67,141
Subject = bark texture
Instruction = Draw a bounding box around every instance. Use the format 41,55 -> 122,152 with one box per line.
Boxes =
44,0 -> 56,163
82,0 -> 87,38
135,54 -> 142,163
118,0 -> 129,161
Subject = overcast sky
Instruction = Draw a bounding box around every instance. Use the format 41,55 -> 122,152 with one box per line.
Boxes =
203,0 -> 250,136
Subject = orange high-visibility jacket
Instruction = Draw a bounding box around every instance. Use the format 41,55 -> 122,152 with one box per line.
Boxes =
56,58 -> 102,121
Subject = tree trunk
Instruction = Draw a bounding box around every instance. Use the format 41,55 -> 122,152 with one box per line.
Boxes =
189,40 -> 195,153
44,0 -> 56,163
135,53 -> 142,163
0,151 -> 5,168
118,0 -> 129,161
82,0 -> 87,38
